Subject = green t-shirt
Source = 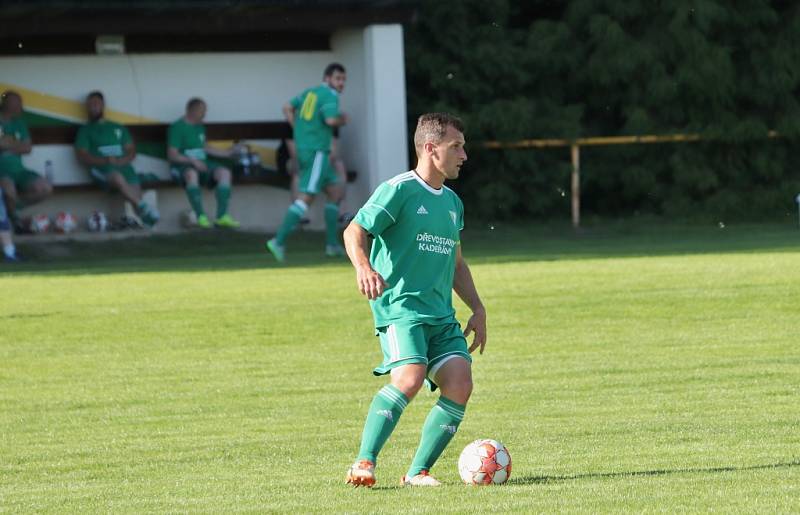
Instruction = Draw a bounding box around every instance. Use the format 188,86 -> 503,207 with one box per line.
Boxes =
0,116 -> 31,173
290,83 -> 339,151
75,120 -> 132,159
167,118 -> 207,160
354,171 -> 465,328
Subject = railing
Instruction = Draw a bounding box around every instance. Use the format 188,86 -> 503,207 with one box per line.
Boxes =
483,131 -> 780,228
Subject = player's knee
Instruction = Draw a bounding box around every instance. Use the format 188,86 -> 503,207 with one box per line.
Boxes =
34,179 -> 53,197
184,169 -> 199,185
0,179 -> 17,198
391,365 -> 426,397
216,167 -> 231,185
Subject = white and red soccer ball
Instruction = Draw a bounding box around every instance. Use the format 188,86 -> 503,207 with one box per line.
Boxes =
458,438 -> 512,485
87,211 -> 108,232
54,212 -> 77,233
28,214 -> 51,233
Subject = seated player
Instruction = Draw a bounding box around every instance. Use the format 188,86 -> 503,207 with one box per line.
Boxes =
74,91 -> 159,227
0,91 -> 52,227
0,186 -> 19,262
167,97 -> 240,229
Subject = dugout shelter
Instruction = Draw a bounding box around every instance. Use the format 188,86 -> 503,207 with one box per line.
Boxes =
0,0 -> 412,232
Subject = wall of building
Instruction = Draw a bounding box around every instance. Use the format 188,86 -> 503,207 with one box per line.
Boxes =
0,24 -> 408,233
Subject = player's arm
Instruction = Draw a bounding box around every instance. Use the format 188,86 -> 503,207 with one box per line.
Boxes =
74,147 -> 109,167
325,112 -> 348,128
453,245 -> 487,354
0,136 -> 31,155
110,141 -> 136,166
204,144 -> 234,159
282,102 -> 296,128
343,221 -> 387,300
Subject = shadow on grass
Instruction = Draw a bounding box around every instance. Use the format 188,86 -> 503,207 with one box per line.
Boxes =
509,458 -> 800,485
2,221 -> 798,276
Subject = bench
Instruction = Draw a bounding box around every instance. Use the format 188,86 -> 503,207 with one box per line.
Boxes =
28,121 -> 357,190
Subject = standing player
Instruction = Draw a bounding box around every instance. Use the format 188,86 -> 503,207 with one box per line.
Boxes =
342,113 -> 487,487
167,97 -> 240,229
74,91 -> 159,227
266,63 -> 348,262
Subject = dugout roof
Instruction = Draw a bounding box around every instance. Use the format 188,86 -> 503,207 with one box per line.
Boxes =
0,0 -> 415,53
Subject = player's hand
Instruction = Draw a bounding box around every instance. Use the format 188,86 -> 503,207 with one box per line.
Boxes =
464,307 -> 487,355
340,112 -> 349,126
356,265 -> 387,300
191,159 -> 208,173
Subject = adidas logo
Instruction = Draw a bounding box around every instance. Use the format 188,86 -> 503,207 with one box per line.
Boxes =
416,205 -> 428,215
439,424 -> 457,434
376,409 -> 393,421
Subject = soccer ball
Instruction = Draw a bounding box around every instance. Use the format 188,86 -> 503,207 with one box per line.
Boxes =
87,211 -> 108,232
54,212 -> 77,233
28,214 -> 51,233
458,439 -> 512,485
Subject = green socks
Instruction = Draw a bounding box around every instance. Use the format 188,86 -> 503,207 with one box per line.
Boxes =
275,199 -> 307,245
186,185 -> 205,217
324,202 -> 340,246
215,185 -> 231,218
356,384 -> 409,464
406,396 -> 465,477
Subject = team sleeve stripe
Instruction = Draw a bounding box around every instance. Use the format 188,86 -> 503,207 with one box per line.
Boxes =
365,203 -> 396,223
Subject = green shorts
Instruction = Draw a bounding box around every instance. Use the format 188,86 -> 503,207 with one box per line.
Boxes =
90,165 -> 140,190
374,320 -> 472,390
0,166 -> 43,190
170,160 -> 226,189
297,149 -> 339,195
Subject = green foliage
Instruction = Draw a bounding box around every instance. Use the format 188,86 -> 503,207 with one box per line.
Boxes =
405,0 -> 800,221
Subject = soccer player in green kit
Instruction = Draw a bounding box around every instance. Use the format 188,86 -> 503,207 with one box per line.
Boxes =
74,91 -> 159,227
0,91 -> 52,222
343,113 -> 487,487
167,97 -> 240,229
266,63 -> 348,261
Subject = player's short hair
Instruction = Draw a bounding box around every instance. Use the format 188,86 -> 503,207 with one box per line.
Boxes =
186,97 -> 206,112
0,90 -> 21,110
413,113 -> 465,155
324,63 -> 346,77
86,90 -> 104,102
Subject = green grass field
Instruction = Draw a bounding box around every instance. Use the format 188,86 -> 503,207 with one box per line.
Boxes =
2,223 -> 799,512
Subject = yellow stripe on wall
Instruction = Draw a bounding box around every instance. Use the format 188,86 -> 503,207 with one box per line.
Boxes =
1,82 -> 277,166
0,82 -> 155,124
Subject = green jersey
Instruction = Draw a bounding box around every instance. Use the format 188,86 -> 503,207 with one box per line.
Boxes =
75,120 -> 132,159
167,118 -> 207,160
289,83 -> 339,151
354,171 -> 465,327
0,116 -> 31,173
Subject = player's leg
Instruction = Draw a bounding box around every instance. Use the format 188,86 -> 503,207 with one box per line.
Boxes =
0,176 -> 19,221
347,323 -> 429,487
18,171 -> 52,207
266,150 -> 321,261
211,164 -> 239,228
331,154 -> 353,223
403,323 -> 473,486
323,181 -> 345,256
179,167 -> 209,228
107,168 -> 158,227
0,187 -> 18,261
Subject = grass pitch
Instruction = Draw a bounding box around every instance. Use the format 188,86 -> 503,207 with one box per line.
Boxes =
1,222 -> 799,512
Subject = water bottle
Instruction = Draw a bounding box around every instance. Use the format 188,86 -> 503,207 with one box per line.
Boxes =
44,160 -> 54,184
238,145 -> 251,176
249,151 -> 261,173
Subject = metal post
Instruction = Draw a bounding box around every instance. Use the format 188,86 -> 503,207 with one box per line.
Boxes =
796,194 -> 800,228
571,144 -> 580,228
